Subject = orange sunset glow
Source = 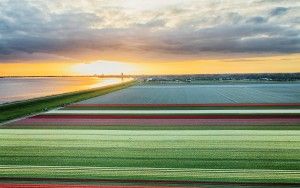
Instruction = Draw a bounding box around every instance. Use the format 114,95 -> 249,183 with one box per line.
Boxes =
0,0 -> 299,76
1,54 -> 300,76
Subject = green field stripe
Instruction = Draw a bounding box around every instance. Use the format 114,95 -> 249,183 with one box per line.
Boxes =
0,129 -> 299,171
1,136 -> 299,142
0,130 -> 299,150
0,165 -> 299,183
0,140 -> 299,150
0,129 -> 299,182
0,129 -> 299,135
0,130 -> 299,141
1,156 -> 298,170
1,134 -> 300,140
1,147 -> 299,160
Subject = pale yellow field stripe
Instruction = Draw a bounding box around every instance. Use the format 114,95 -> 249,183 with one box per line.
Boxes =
45,109 -> 300,115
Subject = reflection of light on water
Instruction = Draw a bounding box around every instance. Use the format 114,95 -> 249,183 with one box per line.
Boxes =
88,78 -> 133,89
0,77 -> 134,104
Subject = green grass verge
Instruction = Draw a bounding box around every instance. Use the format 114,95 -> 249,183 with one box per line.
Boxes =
0,129 -> 299,183
0,80 -> 135,123
0,165 -> 299,184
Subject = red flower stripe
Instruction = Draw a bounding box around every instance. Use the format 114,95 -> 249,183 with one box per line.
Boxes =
30,114 -> 300,119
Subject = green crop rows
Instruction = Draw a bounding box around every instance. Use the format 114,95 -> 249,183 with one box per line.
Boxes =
0,129 -> 299,183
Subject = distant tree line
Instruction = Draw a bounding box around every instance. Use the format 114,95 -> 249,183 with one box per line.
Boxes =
141,73 -> 300,82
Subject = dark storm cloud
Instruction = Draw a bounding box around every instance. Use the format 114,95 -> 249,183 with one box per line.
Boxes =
0,0 -> 299,62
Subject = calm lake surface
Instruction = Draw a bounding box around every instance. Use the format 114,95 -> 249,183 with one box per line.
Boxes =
0,77 -> 127,104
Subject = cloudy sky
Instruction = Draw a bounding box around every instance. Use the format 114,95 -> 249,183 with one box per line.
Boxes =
0,0 -> 299,75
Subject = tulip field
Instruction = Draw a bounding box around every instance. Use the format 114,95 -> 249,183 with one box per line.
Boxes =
0,84 -> 300,187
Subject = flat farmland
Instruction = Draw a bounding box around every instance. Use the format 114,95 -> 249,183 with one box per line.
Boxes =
77,83 -> 300,104
1,82 -> 300,187
0,129 -> 299,185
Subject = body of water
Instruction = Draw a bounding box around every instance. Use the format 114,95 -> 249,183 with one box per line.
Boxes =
0,77 -> 128,104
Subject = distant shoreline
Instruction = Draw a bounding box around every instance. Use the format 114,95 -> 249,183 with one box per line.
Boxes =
140,80 -> 300,85
1,72 -> 300,77
1,73 -> 300,81
0,79 -> 136,123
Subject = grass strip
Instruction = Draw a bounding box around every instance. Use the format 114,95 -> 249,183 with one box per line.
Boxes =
0,129 -> 299,182
0,80 -> 135,123
0,165 -> 299,184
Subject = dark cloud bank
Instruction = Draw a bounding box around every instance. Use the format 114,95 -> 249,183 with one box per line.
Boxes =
0,0 -> 299,62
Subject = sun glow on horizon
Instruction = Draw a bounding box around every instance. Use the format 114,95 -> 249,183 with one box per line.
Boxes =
1,1 -> 299,76
1,54 -> 300,76
70,54 -> 300,76
72,61 -> 138,75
